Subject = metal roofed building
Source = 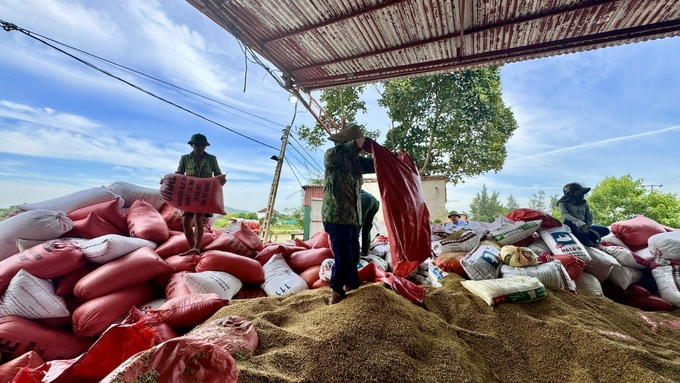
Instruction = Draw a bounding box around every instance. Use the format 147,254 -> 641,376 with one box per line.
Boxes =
186,0 -> 680,91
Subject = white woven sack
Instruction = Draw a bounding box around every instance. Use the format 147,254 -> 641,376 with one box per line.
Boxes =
460,275 -> 547,305
18,186 -> 123,213
648,232 -> 680,260
460,245 -> 503,280
601,232 -> 629,249
0,269 -> 69,319
16,237 -> 86,252
319,258 -> 334,282
575,272 -> 603,296
109,181 -> 165,210
501,260 -> 576,292
261,253 -> 308,297
607,264 -> 643,290
362,255 -> 388,271
583,246 -> 618,283
538,225 -> 591,262
598,245 -> 646,270
490,220 -> 541,246
634,247 -> 655,264
435,231 -> 481,253
79,234 -> 158,264
0,209 -> 73,261
652,266 -> 680,307
526,237 -> 551,257
369,243 -> 389,257
184,270 -> 242,301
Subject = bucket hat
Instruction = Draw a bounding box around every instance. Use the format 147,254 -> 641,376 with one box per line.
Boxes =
563,183 -> 591,195
188,133 -> 210,146
328,124 -> 364,143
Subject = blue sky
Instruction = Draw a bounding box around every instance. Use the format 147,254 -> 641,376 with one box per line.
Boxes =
1,0 -> 679,216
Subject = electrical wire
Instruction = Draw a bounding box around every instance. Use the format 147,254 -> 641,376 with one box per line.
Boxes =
1,19 -> 280,151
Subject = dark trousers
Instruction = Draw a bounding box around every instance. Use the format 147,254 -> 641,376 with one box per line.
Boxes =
565,220 -> 610,246
324,222 -> 360,295
360,194 -> 380,256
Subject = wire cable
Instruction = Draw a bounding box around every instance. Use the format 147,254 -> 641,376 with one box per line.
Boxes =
1,19 -> 280,151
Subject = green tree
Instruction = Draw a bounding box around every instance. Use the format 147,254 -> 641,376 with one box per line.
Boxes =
506,195 -> 519,211
284,205 -> 305,227
588,175 -> 680,227
377,67 -> 517,184
550,194 -> 562,220
0,206 -> 18,220
469,184 -> 506,223
528,190 -> 546,212
294,86 -> 379,150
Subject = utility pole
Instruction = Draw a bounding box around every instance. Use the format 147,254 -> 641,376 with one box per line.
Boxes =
642,184 -> 663,192
261,125 -> 291,241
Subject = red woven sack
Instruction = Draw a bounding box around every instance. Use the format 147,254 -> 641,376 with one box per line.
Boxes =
67,197 -> 128,234
72,283 -> 156,338
299,265 -> 321,288
64,213 -> 125,239
159,174 -> 227,215
203,233 -> 256,257
0,351 -> 44,383
159,203 -> 184,231
155,232 -> 214,258
187,315 -> 259,358
611,215 -> 666,250
287,248 -> 333,273
195,250 -> 265,284
233,222 -> 264,251
369,141 -> 432,276
506,208 -> 562,229
153,293 -> 228,330
165,271 -> 192,300
74,247 -> 174,300
126,200 -> 170,244
0,239 -> 85,293
0,316 -> 94,363
99,337 -> 238,383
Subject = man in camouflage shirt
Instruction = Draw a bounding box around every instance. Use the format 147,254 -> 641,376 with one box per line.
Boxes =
322,124 -> 375,305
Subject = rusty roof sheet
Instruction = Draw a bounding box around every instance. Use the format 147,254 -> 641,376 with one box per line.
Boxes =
187,0 -> 680,90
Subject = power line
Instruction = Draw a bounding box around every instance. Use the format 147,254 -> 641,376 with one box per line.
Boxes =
1,19 -> 279,151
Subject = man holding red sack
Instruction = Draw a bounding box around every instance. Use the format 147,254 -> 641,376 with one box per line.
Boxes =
176,133 -> 227,256
322,124 -> 375,305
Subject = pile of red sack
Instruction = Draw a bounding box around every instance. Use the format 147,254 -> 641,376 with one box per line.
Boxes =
0,181 -> 344,382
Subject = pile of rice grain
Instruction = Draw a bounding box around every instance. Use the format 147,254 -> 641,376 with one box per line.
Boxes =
198,274 -> 680,383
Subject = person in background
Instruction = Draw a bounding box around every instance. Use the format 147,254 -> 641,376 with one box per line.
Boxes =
360,189 -> 380,257
176,133 -> 227,256
322,124 -> 374,305
224,216 -> 240,234
557,182 -> 610,246
443,211 -> 467,231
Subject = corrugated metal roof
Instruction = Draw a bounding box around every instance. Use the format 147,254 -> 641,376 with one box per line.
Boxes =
187,0 -> 680,90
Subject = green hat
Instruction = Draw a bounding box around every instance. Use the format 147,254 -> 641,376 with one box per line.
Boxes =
448,210 -> 461,218
328,124 -> 364,143
188,133 -> 210,146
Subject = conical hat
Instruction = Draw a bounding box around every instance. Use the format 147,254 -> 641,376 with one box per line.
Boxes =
328,124 -> 364,143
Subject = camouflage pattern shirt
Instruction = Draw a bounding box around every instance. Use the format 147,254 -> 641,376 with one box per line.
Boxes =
176,152 -> 222,178
322,141 -> 364,225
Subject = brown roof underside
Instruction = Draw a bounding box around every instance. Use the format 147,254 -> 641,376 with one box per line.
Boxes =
187,0 -> 680,91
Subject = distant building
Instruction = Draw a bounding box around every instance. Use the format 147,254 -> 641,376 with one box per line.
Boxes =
257,208 -> 279,219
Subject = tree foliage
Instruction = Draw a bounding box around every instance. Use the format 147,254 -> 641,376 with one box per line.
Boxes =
505,195 -> 519,211
377,67 -> 517,184
294,86 -> 378,150
469,184 -> 506,223
528,190 -> 547,212
588,175 -> 680,227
